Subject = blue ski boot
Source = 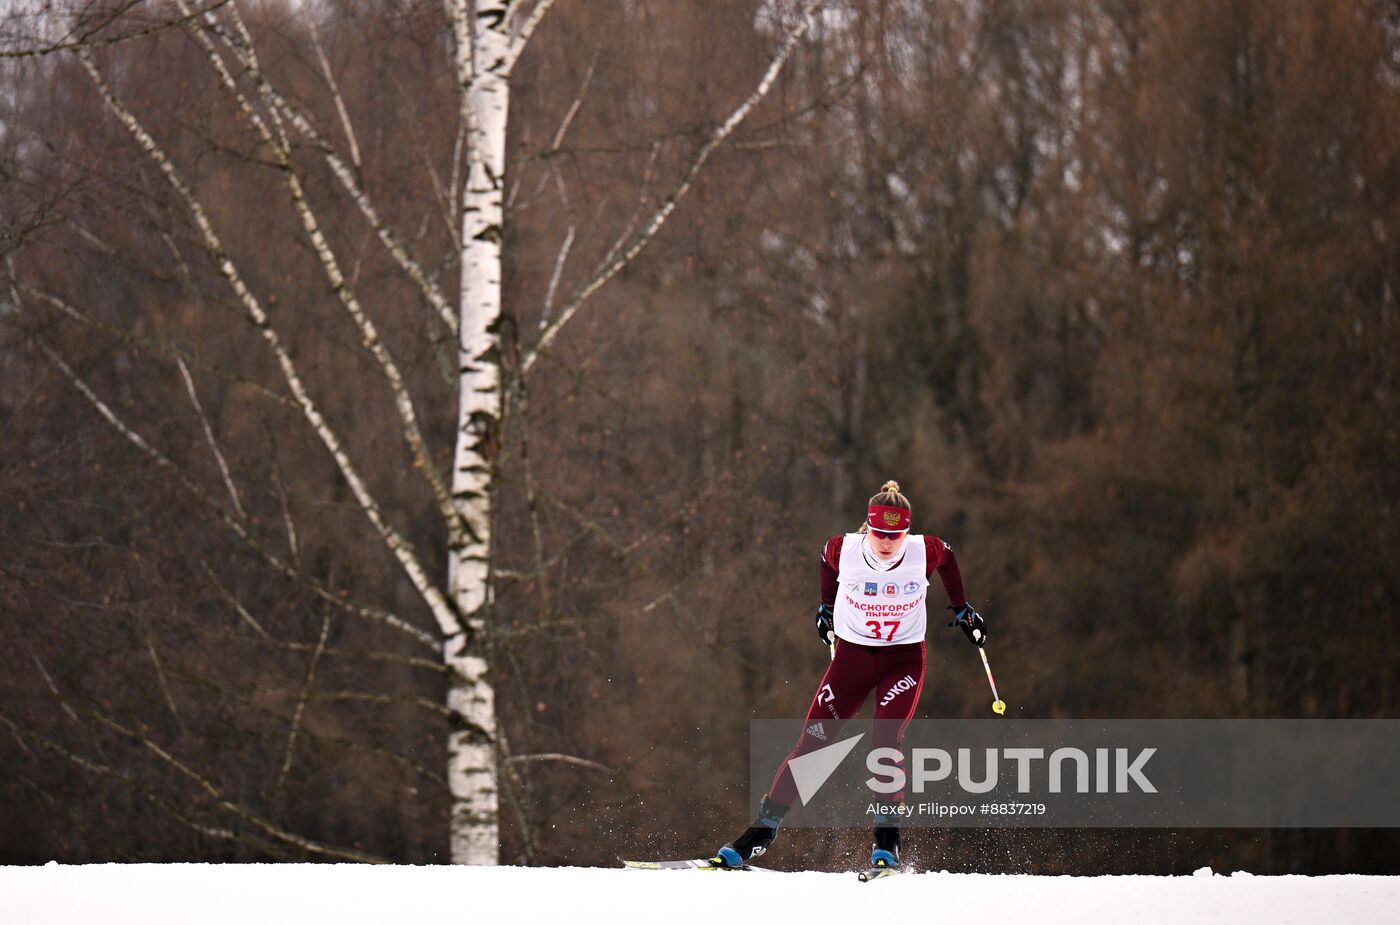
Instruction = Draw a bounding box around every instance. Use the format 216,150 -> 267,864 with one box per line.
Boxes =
713,795 -> 789,869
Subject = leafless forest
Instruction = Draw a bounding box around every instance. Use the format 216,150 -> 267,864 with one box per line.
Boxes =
1,0 -> 1397,871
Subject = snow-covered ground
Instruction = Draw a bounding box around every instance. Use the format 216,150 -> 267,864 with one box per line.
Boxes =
4,864 -> 1397,924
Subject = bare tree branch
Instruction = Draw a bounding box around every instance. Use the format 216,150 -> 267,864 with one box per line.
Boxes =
508,44 -> 599,214
588,140 -> 662,283
519,1 -> 819,374
266,443 -> 301,570
31,655 -> 78,723
177,357 -> 246,520
13,279 -> 297,411
199,553 -> 436,652
177,3 -> 470,552
164,664 -> 451,790
305,14 -> 361,171
446,108 -> 468,252
139,618 -> 190,741
247,635 -> 452,679
90,711 -> 390,863
505,752 -> 614,774
273,609 -> 331,804
422,146 -> 462,264
74,47 -> 462,640
0,0 -> 231,59
315,691 -> 453,720
24,323 -> 437,651
191,4 -> 459,341
502,0 -> 558,75
0,711 -> 244,853
493,722 -> 538,865
199,560 -> 272,640
516,390 -> 551,618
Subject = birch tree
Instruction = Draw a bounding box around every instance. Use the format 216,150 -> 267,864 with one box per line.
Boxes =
3,0 -> 818,863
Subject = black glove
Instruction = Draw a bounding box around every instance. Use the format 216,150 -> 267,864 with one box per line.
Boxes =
815,603 -> 835,647
948,602 -> 987,648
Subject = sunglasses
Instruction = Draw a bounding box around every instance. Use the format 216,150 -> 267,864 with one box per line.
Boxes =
870,529 -> 907,540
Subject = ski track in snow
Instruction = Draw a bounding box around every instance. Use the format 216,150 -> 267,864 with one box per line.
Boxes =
3,864 -> 1397,924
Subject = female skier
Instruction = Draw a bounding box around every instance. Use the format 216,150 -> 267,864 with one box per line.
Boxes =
713,480 -> 986,872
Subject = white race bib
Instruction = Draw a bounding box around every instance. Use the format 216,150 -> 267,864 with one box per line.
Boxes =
832,533 -> 928,646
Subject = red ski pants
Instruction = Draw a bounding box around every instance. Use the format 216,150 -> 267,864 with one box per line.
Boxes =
767,638 -> 925,809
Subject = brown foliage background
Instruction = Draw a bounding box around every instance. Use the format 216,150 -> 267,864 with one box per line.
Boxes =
2,0 -> 1398,872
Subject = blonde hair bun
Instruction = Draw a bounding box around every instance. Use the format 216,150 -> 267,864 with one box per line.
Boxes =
861,480 -> 911,533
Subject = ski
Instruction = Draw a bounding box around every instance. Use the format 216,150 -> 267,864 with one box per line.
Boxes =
620,857 -> 765,872
857,864 -> 900,882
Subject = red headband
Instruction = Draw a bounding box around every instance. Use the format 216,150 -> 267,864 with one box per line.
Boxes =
867,504 -> 910,532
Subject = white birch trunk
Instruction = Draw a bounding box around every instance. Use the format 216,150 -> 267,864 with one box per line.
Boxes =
445,0 -> 512,866
437,0 -> 813,863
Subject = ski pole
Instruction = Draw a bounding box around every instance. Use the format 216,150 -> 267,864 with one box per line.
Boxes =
979,647 -> 1006,715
